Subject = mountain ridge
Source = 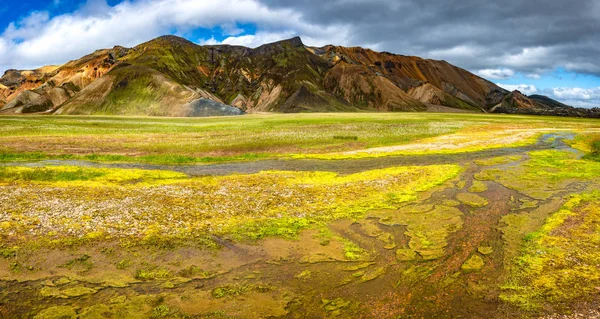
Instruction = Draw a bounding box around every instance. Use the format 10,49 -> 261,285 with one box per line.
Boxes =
1,35 -> 595,117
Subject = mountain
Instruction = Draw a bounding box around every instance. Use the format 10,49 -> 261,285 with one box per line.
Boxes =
489,90 -> 600,117
0,35 -> 593,117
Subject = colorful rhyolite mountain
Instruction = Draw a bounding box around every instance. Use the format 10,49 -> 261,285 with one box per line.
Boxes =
0,36 -> 596,117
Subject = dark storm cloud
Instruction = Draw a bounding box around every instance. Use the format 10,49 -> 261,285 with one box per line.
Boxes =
262,0 -> 600,75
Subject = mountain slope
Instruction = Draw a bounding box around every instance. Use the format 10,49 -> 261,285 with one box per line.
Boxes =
2,35 -> 587,117
488,90 -> 600,117
317,45 -> 506,107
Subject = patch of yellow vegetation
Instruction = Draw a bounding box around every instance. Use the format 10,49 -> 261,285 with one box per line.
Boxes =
468,180 -> 487,193
501,192 -> 600,311
0,166 -> 187,186
375,205 -> 463,260
461,254 -> 484,272
456,193 -> 488,208
293,129 -> 541,160
1,164 -> 462,246
476,150 -> 600,200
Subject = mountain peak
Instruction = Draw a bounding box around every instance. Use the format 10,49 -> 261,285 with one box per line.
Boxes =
283,36 -> 303,47
141,35 -> 197,48
254,36 -> 304,51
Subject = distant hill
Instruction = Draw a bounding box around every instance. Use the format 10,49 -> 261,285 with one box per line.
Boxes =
489,91 -> 600,117
0,35 -> 596,117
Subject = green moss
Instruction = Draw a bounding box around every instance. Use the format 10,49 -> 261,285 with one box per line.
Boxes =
477,150 -> 600,200
396,248 -> 418,261
134,265 -> 173,280
477,246 -> 493,255
376,205 -> 463,260
211,284 -> 272,299
63,286 -> 98,297
294,270 -> 312,280
116,259 -> 131,270
441,199 -> 460,207
456,193 -> 488,208
219,165 -> 461,242
0,166 -> 186,185
322,298 -> 351,312
518,198 -> 539,210
33,306 -> 77,319
177,265 -> 212,278
501,192 -> 600,310
151,305 -> 172,319
468,180 -> 488,193
0,151 -> 269,165
340,239 -> 366,260
461,254 -> 484,272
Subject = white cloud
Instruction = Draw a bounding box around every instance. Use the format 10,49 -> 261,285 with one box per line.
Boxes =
495,83 -> 538,95
0,0 -> 351,73
198,37 -> 219,46
526,73 -> 541,79
0,38 -> 7,56
429,44 -> 487,60
476,68 -> 515,80
551,87 -> 600,100
501,47 -> 552,69
542,87 -> 600,108
219,31 -> 296,47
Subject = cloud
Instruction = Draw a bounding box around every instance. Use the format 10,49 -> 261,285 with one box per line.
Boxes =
218,31 -> 296,47
545,88 -> 600,108
496,83 -> 538,95
198,37 -> 219,45
0,0 -> 350,72
550,87 -> 600,100
1,0 -> 600,80
493,84 -> 600,108
476,68 -> 515,80
262,0 -> 600,76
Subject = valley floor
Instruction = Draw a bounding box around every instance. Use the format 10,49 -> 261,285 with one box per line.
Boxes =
1,113 -> 600,318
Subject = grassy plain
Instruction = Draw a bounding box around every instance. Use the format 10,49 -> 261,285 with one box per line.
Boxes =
0,113 -> 597,163
2,113 -> 600,318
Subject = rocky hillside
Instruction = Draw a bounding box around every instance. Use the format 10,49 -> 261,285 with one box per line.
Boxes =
0,35 -> 586,117
490,90 -> 600,117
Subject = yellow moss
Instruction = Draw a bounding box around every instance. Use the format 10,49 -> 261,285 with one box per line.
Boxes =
501,191 -> 600,310
396,249 -> 418,261
468,180 -> 487,193
477,150 -> 600,200
33,306 -> 77,319
0,166 -> 187,186
376,205 -> 463,260
456,193 -> 488,208
461,254 -> 484,272
292,131 -> 541,160
477,246 -> 493,255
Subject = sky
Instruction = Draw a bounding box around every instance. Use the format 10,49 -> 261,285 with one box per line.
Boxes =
1,0 -> 599,108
